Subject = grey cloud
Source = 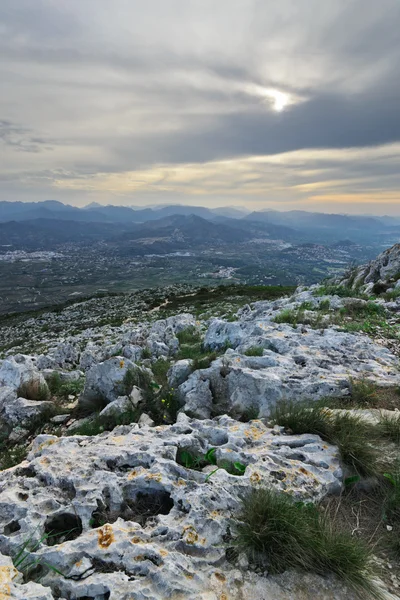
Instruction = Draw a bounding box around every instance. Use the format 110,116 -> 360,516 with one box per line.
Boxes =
1,0 -> 400,206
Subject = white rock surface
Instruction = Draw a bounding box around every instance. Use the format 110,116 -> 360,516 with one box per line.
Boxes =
177,318 -> 400,419
0,416 -> 343,599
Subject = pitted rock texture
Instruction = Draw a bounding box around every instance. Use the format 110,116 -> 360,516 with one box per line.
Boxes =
178,319 -> 400,419
0,415 -> 343,599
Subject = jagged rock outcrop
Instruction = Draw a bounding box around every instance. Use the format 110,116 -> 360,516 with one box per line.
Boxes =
339,243 -> 400,292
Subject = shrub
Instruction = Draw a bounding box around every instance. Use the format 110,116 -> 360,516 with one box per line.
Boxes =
244,346 -> 264,357
319,299 -> 331,310
141,347 -> 152,359
18,379 -> 50,401
270,401 -> 379,476
0,445 -> 27,471
235,488 -> 377,597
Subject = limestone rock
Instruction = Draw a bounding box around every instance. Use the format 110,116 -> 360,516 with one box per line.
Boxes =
81,357 -> 136,406
0,416 -> 342,600
167,359 -> 193,388
0,356 -> 47,394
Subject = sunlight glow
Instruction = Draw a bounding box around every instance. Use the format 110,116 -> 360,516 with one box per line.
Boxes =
268,89 -> 290,112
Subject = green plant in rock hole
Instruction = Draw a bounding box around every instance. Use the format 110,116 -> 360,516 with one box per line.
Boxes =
13,530 -> 71,581
177,447 -> 246,479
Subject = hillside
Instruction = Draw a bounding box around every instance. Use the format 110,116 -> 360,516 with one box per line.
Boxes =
0,246 -> 400,599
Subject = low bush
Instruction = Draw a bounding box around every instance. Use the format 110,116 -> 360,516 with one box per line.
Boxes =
235,488 -> 380,598
0,445 -> 28,471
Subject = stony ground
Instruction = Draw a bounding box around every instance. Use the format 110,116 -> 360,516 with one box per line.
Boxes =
0,247 -> 400,599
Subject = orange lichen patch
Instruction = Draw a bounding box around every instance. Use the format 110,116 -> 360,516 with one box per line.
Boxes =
128,467 -> 143,480
0,565 -> 17,584
210,510 -> 222,518
38,439 -> 57,452
220,594 -> 228,600
133,554 -> 145,562
184,572 -> 194,579
111,436 -> 126,445
98,525 -> 115,549
214,572 -> 226,583
145,472 -> 162,482
175,478 -> 186,486
200,537 -> 207,545
40,457 -> 50,466
131,536 -> 143,544
159,549 -> 168,557
134,555 -> 144,562
0,585 -> 11,600
119,360 -> 125,368
183,525 -> 199,545
75,560 -> 83,568
250,472 -> 262,484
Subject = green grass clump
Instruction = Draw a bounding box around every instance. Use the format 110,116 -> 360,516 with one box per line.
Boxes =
378,412 -> 400,445
319,299 -> 331,310
315,285 -> 364,299
383,465 -> 400,523
273,309 -> 302,326
141,347 -> 152,359
48,372 -> 84,399
151,359 -> 170,387
18,379 -> 50,401
270,401 -> 379,477
384,288 -> 400,301
349,378 -> 378,406
69,405 -> 141,436
235,488 -> 378,597
192,352 -> 217,371
244,346 -> 264,357
176,326 -> 202,346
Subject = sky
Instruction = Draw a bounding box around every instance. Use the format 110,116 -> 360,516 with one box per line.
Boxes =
1,0 -> 400,215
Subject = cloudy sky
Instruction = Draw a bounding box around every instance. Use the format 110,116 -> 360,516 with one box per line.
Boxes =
1,0 -> 400,214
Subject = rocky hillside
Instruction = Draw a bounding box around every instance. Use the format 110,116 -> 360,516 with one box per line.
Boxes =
0,247 -> 400,599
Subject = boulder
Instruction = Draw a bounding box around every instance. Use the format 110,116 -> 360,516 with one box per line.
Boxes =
80,357 -> 136,406
167,359 -> 193,388
0,356 -> 47,394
